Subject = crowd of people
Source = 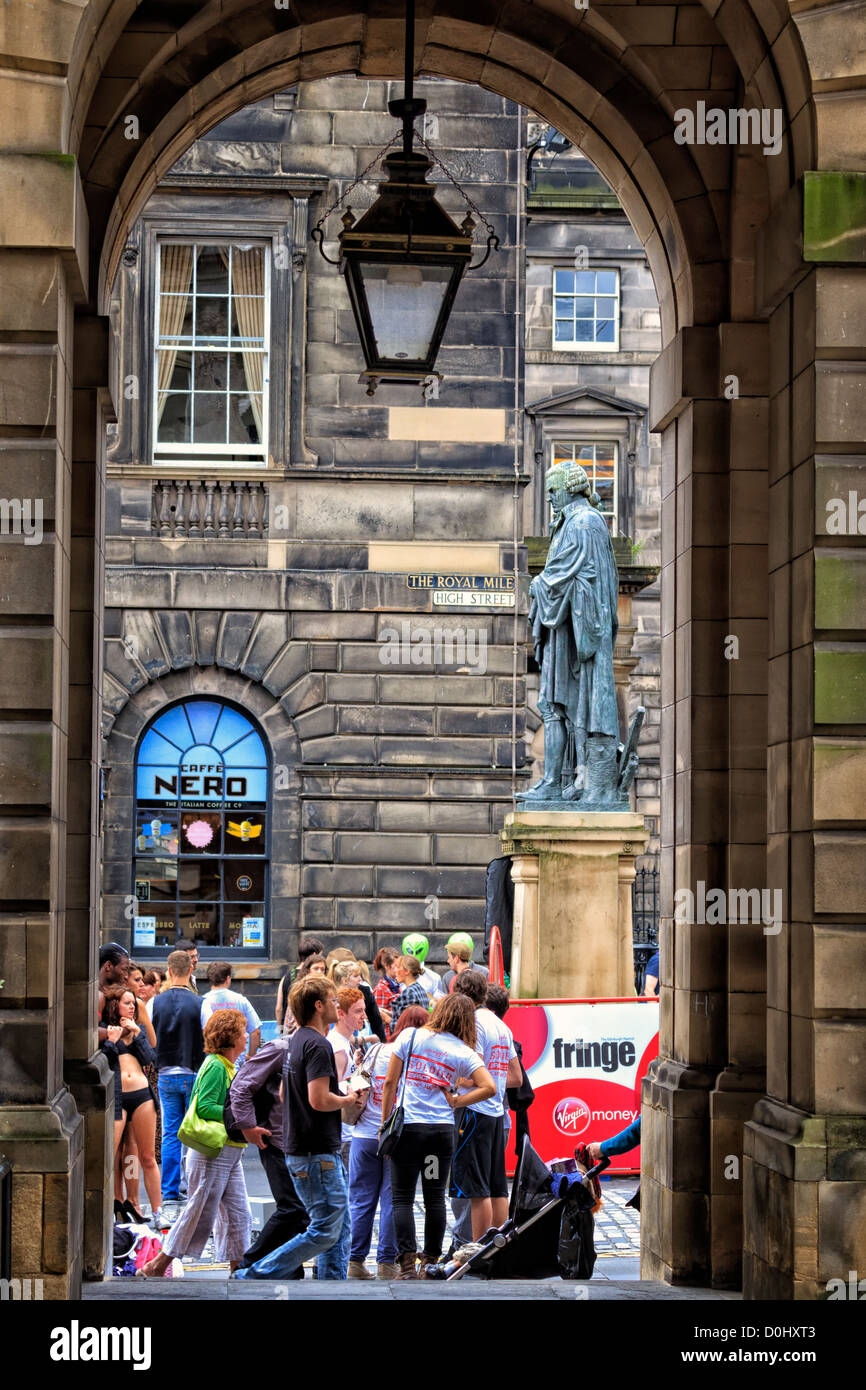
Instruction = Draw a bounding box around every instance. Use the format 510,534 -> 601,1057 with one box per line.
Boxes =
98,929 -> 530,1280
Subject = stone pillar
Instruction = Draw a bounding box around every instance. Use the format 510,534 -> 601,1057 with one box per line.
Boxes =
502,811 -> 648,999
614,590 -> 640,734
64,341 -> 113,1282
711,322 -> 770,1287
642,320 -> 771,1287
743,177 -> 866,1299
0,2 -> 92,1297
641,329 -> 731,1285
509,853 -> 540,997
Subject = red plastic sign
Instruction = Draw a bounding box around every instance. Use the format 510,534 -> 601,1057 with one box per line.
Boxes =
504,997 -> 659,1175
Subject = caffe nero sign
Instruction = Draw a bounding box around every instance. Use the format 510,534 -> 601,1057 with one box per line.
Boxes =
135,701 -> 267,811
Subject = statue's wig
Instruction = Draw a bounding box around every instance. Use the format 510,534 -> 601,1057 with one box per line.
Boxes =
563,462 -> 601,509
545,463 -> 567,489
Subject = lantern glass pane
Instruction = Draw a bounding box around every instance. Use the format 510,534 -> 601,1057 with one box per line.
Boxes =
359,262 -> 452,362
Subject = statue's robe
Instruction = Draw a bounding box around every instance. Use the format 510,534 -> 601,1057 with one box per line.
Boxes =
529,498 -> 619,739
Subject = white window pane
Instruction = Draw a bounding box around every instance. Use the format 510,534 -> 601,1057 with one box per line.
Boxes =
575,271 -> 595,292
596,270 -> 617,294
230,296 -> 265,343
228,394 -> 262,444
194,351 -> 228,391
574,319 -> 594,342
229,354 -> 252,390
196,246 -> 229,295
195,296 -> 229,341
155,241 -> 269,462
155,349 -> 191,394
596,318 -> 616,343
231,246 -> 265,301
192,392 -> 227,443
156,394 -> 191,443
159,295 -> 193,341
554,269 -> 576,292
554,320 -> 575,342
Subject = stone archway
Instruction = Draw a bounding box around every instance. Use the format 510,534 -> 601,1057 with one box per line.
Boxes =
2,0 -> 864,1300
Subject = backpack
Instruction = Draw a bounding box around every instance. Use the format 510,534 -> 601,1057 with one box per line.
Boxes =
506,1041 -> 535,1112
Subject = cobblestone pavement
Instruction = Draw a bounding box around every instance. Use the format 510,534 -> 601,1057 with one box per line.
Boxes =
593,1176 -> 641,1257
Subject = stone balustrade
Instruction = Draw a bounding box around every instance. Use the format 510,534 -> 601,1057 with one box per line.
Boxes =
152,479 -> 268,538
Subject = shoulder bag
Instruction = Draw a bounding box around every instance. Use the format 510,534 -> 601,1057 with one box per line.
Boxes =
343,1040 -> 382,1126
177,1054 -> 232,1158
377,1029 -> 416,1158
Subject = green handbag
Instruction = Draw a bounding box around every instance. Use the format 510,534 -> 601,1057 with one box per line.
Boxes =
177,1055 -> 232,1158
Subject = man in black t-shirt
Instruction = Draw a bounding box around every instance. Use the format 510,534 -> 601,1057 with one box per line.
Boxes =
234,975 -> 366,1281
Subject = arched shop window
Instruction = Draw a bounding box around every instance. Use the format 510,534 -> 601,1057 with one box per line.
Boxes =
132,698 -> 269,956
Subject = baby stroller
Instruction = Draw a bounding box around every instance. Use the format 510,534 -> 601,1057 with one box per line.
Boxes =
434,1135 -> 609,1281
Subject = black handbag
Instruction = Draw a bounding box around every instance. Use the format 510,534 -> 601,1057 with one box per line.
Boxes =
377,1028 -> 416,1158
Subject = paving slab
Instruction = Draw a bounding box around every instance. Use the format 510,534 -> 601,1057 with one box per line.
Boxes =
83,1276 -> 738,1301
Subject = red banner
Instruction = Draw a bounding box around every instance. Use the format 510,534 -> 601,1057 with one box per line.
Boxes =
504,997 -> 659,1175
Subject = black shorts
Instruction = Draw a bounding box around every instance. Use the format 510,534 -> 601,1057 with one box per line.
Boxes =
449,1111 -> 507,1200
121,1087 -> 152,1118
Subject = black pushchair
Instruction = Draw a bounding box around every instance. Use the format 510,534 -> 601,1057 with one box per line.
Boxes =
433,1135 -> 609,1281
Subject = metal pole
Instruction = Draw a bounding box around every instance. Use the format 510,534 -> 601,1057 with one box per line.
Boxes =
403,0 -> 415,157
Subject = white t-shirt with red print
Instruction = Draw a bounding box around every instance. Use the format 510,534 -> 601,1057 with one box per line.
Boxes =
470,1007 -> 517,1118
390,1026 -> 484,1126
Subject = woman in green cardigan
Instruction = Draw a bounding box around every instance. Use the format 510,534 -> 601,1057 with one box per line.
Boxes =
142,1009 -> 251,1277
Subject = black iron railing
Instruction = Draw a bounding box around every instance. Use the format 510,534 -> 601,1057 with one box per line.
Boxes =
632,866 -> 659,994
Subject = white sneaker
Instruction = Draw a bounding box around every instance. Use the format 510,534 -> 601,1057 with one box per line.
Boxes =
155,1205 -> 175,1227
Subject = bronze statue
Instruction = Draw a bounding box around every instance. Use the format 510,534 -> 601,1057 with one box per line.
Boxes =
518,462 -> 642,808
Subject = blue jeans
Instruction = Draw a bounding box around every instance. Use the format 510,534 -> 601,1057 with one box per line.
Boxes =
348,1137 -> 396,1264
158,1072 -> 194,1201
235,1152 -> 350,1280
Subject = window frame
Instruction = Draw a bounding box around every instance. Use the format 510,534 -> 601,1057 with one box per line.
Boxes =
550,438 -> 620,534
152,236 -> 272,468
130,696 -> 272,961
551,265 -> 620,352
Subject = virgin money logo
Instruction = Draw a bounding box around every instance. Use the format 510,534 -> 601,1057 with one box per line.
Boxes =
553,1096 -> 590,1136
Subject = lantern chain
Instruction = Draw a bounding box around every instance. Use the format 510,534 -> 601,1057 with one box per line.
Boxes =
310,134 -> 403,240
310,123 -> 500,269
413,130 -> 498,242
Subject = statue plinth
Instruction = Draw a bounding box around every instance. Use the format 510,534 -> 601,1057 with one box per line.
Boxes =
502,809 -> 648,999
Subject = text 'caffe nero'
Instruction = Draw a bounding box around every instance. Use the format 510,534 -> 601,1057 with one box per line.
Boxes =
132,699 -> 269,955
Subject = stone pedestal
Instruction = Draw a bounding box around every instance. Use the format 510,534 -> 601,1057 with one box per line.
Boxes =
502,810 -> 648,998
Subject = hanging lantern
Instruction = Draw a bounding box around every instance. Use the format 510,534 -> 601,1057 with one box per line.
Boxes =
311,1 -> 497,395
336,121 -> 475,393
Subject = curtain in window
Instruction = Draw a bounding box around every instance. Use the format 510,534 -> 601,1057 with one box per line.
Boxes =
231,247 -> 265,437
157,244 -> 194,423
